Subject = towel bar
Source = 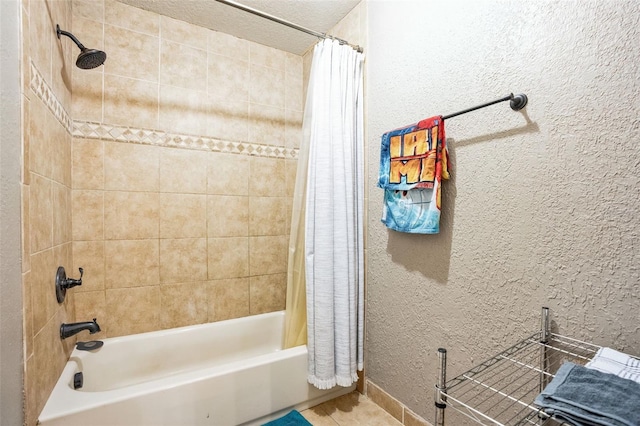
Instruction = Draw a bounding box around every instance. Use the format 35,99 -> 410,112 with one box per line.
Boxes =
442,93 -> 528,120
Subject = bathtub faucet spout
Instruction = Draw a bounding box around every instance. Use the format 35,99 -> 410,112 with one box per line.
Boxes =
60,318 -> 101,339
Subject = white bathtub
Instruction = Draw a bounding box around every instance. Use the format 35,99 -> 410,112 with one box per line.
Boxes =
38,311 -> 354,425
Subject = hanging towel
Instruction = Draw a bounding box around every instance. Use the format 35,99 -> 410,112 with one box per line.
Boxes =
378,116 -> 449,234
586,347 -> 640,384
534,362 -> 640,426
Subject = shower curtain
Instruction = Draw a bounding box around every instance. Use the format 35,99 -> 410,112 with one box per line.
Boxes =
284,38 -> 365,390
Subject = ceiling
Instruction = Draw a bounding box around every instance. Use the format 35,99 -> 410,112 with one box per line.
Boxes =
117,0 -> 361,55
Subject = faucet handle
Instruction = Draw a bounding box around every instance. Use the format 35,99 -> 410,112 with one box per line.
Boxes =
55,266 -> 84,303
65,267 -> 83,289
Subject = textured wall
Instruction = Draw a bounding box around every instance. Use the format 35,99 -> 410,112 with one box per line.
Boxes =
1,0 -> 24,424
365,0 -> 640,423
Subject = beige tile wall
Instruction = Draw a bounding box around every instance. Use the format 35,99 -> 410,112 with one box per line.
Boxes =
70,0 -> 302,338
22,0 -> 76,424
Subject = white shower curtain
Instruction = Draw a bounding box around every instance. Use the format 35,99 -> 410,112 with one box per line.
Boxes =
304,39 -> 365,389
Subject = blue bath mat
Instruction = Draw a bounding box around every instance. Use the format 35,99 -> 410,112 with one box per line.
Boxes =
262,410 -> 312,426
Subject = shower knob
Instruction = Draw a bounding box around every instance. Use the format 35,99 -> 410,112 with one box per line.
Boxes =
55,266 -> 84,303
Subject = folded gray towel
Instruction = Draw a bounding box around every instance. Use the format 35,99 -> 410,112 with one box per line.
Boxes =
534,362 -> 640,426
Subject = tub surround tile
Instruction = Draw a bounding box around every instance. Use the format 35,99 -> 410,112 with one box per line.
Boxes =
207,97 -> 250,142
249,235 -> 288,275
285,73 -> 303,112
106,286 -> 161,336
72,0 -> 105,23
52,13 -> 73,113
249,197 -> 287,236
29,97 -> 54,179
33,310 -> 74,413
208,278 -> 250,321
52,182 -> 72,246
72,241 -> 105,292
74,291 -> 107,340
159,238 -> 208,283
71,68 -> 103,123
104,142 -> 159,191
207,237 -> 249,280
160,15 -> 209,49
105,239 -> 159,288
160,283 -> 208,329
285,159 -> 298,195
104,24 -> 159,82
284,197 -> 293,235
159,193 -> 207,239
249,273 -> 286,315
72,16 -> 105,53
249,64 -> 285,109
207,195 -> 249,237
71,119 -> 298,160
160,40 -> 207,92
248,103 -> 286,147
29,173 -> 52,253
250,43 -> 287,71
49,118 -> 72,187
207,153 -> 250,196
105,0 -> 159,36
62,292 -> 77,336
55,0 -> 303,345
72,138 -> 104,190
284,108 -> 303,150
29,62 -> 73,134
71,190 -> 104,241
285,52 -> 303,77
159,148 -> 208,194
103,74 -> 159,129
159,84 -> 209,136
104,191 -> 159,240
208,30 -> 249,61
207,54 -> 249,102
29,0 -> 53,87
249,157 -> 285,197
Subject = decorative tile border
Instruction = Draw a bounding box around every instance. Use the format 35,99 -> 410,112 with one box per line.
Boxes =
72,121 -> 299,159
30,61 -> 299,160
29,61 -> 73,133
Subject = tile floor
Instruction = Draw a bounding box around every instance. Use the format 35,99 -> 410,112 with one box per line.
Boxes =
300,391 -> 403,426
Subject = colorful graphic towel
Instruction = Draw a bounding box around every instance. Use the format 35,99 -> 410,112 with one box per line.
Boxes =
378,116 -> 449,234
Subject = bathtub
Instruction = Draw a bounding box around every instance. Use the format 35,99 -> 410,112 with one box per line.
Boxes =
38,311 -> 354,425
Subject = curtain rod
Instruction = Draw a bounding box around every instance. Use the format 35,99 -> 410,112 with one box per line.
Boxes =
442,93 -> 528,120
213,0 -> 363,53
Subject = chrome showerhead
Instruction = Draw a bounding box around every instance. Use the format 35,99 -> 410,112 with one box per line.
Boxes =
56,24 -> 106,69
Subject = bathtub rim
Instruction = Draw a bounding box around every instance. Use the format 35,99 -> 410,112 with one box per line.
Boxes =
39,311 -> 334,425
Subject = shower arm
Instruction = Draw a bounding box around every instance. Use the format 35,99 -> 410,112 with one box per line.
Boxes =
56,24 -> 87,50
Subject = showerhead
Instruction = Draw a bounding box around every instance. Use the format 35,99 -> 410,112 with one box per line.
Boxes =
76,48 -> 107,70
56,24 -> 106,69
